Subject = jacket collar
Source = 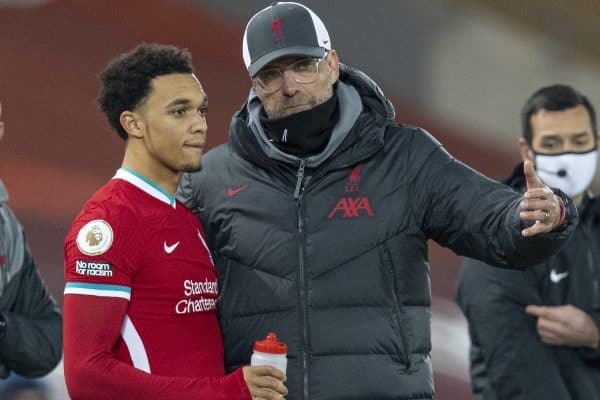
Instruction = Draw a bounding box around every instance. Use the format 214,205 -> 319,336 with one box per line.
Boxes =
230,65 -> 394,170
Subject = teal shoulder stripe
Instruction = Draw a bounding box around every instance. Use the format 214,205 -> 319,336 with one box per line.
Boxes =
65,282 -> 131,293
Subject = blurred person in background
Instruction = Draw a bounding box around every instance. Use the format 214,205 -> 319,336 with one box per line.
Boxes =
62,44 -> 286,400
2,379 -> 48,400
178,3 -> 578,399
457,84 -> 600,399
0,100 -> 62,397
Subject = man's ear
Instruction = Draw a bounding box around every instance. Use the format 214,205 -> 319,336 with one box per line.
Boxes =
120,111 -> 144,139
518,138 -> 534,163
251,78 -> 259,93
326,50 -> 340,84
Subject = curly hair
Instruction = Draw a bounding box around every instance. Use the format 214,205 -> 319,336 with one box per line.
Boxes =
97,43 -> 194,140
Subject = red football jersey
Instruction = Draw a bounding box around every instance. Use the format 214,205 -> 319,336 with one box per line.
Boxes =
63,168 -> 249,400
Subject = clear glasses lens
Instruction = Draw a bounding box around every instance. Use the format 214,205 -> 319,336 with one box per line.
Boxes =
291,58 -> 319,83
255,57 -> 322,94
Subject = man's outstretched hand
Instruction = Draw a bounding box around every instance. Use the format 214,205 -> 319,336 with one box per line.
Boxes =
520,160 -> 564,237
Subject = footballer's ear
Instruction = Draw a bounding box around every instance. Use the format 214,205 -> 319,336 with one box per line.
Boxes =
518,138 -> 534,163
120,111 -> 144,139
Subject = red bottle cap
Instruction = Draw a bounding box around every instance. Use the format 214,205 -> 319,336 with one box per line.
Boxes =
253,332 -> 287,354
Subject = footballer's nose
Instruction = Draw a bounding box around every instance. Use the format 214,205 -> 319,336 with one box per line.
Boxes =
191,113 -> 207,135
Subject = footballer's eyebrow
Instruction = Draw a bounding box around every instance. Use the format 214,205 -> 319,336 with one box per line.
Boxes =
166,96 -> 208,108
166,98 -> 192,108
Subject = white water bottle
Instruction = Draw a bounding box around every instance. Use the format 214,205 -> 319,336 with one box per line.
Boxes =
251,332 -> 288,374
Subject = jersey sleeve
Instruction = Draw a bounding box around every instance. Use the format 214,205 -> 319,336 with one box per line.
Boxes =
63,205 -> 251,400
63,296 -> 250,400
64,205 -> 138,298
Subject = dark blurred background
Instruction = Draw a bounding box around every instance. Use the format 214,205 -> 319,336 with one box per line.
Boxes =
1,0 -> 599,398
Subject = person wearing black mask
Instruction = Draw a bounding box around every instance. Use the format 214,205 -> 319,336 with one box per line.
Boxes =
457,84 -> 600,400
178,3 -> 578,399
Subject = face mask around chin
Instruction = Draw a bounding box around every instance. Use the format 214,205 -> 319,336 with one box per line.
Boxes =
534,149 -> 598,198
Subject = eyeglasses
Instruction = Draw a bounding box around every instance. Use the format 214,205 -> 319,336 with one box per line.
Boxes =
253,54 -> 327,94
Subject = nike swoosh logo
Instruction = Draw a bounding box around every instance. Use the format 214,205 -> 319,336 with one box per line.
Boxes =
227,184 -> 249,197
163,241 -> 180,254
550,269 -> 569,283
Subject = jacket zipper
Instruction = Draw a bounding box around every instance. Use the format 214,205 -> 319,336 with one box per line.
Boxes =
380,244 -> 413,370
294,160 -> 306,199
586,230 -> 599,307
294,160 -> 310,399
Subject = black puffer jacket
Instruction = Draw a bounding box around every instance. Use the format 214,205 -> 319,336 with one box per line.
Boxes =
179,67 -> 576,400
0,181 -> 62,379
457,163 -> 600,400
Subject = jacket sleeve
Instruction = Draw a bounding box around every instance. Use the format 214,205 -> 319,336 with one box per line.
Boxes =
407,128 -> 577,268
456,257 -> 572,399
63,294 -> 251,400
0,209 -> 62,378
578,307 -> 600,362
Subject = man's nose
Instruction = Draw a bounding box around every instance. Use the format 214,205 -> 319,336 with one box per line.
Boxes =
280,70 -> 300,96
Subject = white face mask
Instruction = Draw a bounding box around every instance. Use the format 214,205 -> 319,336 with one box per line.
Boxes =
535,150 -> 597,198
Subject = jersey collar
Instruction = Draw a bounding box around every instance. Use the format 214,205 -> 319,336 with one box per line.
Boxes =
113,168 -> 176,208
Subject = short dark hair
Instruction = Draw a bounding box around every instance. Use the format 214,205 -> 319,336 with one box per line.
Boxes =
97,43 -> 194,140
521,84 -> 597,145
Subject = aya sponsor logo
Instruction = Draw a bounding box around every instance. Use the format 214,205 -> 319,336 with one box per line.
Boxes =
328,197 -> 374,219
328,164 -> 374,219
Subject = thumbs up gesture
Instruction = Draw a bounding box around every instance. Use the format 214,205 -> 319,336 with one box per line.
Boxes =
520,160 -> 565,237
